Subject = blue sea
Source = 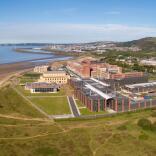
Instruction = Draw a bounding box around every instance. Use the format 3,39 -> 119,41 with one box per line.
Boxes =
0,46 -> 70,64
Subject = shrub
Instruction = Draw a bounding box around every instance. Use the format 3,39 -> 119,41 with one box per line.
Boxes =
137,118 -> 152,130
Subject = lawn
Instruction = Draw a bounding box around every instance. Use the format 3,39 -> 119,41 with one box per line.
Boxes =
30,97 -> 71,115
75,99 -> 85,107
80,108 -> 108,115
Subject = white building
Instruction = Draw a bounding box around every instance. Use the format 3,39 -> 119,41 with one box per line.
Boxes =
34,65 -> 49,73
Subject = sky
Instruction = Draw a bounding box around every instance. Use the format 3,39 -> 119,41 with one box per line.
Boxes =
1,0 -> 156,43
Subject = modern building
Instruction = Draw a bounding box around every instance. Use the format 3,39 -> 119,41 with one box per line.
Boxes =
123,82 -> 156,94
38,70 -> 70,84
69,77 -> 156,112
68,77 -> 117,112
25,82 -> 60,93
67,58 -> 145,81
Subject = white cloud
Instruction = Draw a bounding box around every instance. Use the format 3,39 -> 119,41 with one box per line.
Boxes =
0,23 -> 156,43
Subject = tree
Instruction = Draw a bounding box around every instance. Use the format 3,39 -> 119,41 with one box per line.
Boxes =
137,118 -> 152,130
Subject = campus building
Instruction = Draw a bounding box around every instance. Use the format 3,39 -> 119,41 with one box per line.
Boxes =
69,78 -> 156,112
68,77 -> 118,112
34,65 -> 49,73
67,59 -> 122,78
124,82 -> 156,93
25,82 -> 60,93
38,70 -> 70,84
67,58 -> 144,80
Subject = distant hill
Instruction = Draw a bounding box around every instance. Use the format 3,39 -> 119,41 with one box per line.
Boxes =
117,37 -> 156,51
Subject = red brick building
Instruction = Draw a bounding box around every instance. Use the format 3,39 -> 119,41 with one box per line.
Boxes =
67,59 -> 143,80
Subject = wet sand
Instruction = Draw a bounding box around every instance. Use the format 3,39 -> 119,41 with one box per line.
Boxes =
0,62 -> 36,80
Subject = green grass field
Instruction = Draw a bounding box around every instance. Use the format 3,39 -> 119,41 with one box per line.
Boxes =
0,109 -> 156,156
30,97 -> 71,115
20,72 -> 41,84
1,85 -> 156,155
0,86 -> 43,118
80,108 -> 108,115
75,99 -> 85,107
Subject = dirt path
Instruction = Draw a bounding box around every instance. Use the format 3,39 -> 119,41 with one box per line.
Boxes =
0,114 -> 50,122
0,124 -> 69,140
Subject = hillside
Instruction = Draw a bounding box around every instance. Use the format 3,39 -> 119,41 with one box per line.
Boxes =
0,86 -> 156,156
118,37 -> 156,51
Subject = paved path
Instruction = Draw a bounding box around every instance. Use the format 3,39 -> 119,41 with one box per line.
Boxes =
67,96 -> 80,117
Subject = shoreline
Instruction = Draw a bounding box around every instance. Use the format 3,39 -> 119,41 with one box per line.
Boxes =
14,48 -> 53,55
14,47 -> 82,57
0,55 -> 74,85
0,55 -> 71,65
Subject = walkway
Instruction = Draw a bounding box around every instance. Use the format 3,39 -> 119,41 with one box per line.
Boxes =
67,96 -> 80,117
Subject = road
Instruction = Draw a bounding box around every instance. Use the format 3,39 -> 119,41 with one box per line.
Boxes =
68,96 -> 80,117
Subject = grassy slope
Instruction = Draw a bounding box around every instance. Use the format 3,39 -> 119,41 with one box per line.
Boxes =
1,86 -> 156,155
0,110 -> 156,156
30,97 -> 71,115
0,86 -> 43,118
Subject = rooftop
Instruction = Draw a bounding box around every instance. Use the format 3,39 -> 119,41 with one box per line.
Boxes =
125,82 -> 156,89
25,82 -> 59,89
85,84 -> 112,100
44,70 -> 66,74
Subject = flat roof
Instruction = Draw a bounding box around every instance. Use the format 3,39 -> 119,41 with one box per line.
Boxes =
125,82 -> 156,89
90,78 -> 110,87
25,82 -> 59,89
44,70 -> 66,74
85,84 -> 112,100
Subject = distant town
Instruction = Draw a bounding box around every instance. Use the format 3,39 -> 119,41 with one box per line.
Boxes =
1,37 -> 156,155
